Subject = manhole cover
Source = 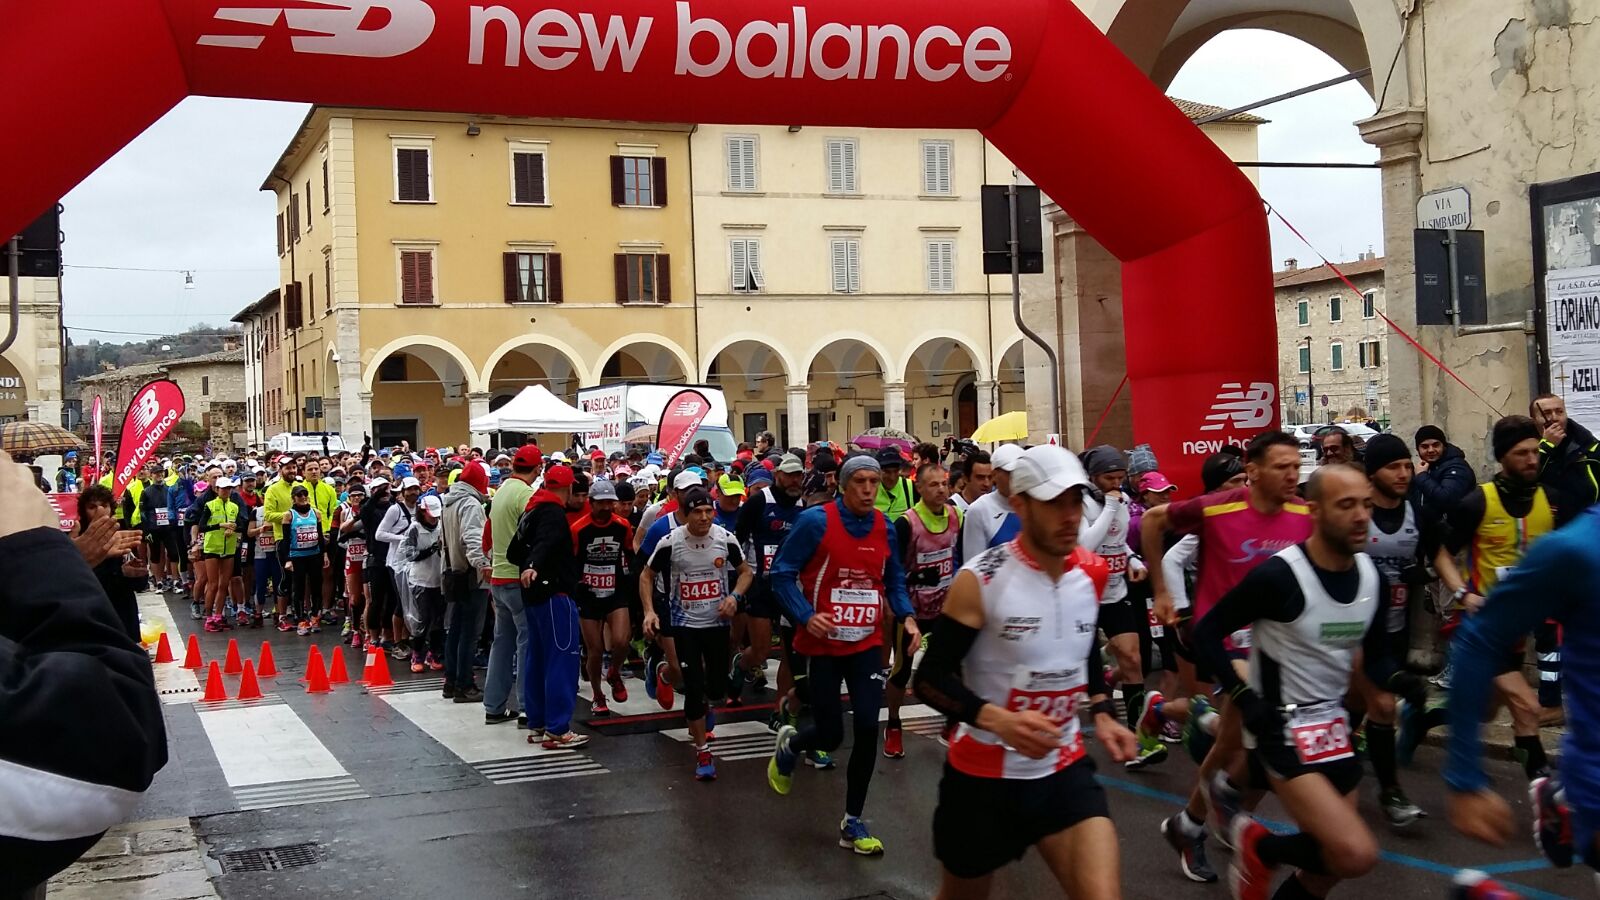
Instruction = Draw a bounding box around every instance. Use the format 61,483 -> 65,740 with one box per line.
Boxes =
218,842 -> 322,873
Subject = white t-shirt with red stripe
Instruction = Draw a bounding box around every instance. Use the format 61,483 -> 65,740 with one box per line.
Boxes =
947,540 -> 1108,780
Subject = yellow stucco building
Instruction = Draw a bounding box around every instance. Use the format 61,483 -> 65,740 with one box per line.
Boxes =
264,104 -> 1255,450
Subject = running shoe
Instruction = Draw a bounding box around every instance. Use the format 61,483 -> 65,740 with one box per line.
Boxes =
307,618 -> 321,633
768,698 -> 799,733
643,646 -> 661,701
805,750 -> 836,770
410,658 -> 425,674
768,725 -> 798,795
351,632 -> 365,651
609,673 -> 628,704
1451,870 -> 1524,899
883,725 -> 905,759
654,660 -> 675,710
1380,786 -> 1426,828
591,697 -> 611,716
190,601 -> 203,620
542,731 -> 591,750
427,653 -> 444,672
277,617 -> 295,633
391,644 -> 411,660
297,620 -> 312,637
1135,690 -> 1165,741
1228,815 -> 1273,900
694,748 -> 717,781
1160,813 -> 1218,884
253,612 -> 265,628
320,608 -> 340,626
203,616 -> 222,633
454,686 -> 484,704
1530,775 -> 1574,868
1209,771 -> 1242,848
485,709 -> 518,724
1160,719 -> 1183,744
1124,734 -> 1169,770
236,608 -> 252,627
838,816 -> 884,856
1430,661 -> 1453,690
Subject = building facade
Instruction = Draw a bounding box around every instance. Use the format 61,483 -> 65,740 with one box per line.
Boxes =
265,103 -> 1257,451
232,290 -> 284,446
1272,254 -> 1389,426
0,274 -> 64,427
76,347 -> 247,450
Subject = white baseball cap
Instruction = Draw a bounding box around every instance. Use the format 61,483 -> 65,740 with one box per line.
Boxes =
551,451 -> 569,463
368,476 -> 390,490
214,476 -> 238,488
419,495 -> 443,515
673,470 -> 704,491
992,443 -> 1025,472
1008,445 -> 1090,502
399,476 -> 421,490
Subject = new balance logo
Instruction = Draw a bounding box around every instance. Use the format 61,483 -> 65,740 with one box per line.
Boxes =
197,0 -> 435,57
1199,382 -> 1275,432
132,388 -> 162,433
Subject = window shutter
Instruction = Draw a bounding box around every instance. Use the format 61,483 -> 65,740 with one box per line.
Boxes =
416,150 -> 431,201
657,254 -> 672,303
512,154 -> 530,203
503,252 -> 519,303
731,239 -> 747,291
548,253 -> 564,303
847,241 -> 860,293
529,153 -> 545,203
652,157 -> 668,207
321,158 -> 330,210
417,251 -> 433,302
396,149 -> 411,200
276,212 -> 285,255
727,138 -> 756,191
841,141 -> 857,192
401,253 -> 417,303
748,240 -> 765,290
827,141 -> 843,192
610,156 -> 625,206
513,152 -> 546,204
922,142 -> 938,194
831,240 -> 848,292
614,253 -> 629,302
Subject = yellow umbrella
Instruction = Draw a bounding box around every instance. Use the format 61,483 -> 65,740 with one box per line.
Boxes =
969,410 -> 1029,443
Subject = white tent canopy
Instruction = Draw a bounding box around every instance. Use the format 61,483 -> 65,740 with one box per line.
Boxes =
470,385 -> 603,433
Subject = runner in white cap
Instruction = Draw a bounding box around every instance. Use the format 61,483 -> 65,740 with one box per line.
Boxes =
960,443 -> 1024,560
914,444 -> 1137,897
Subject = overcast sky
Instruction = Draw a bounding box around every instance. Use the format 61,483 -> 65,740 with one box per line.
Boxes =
58,29 -> 1381,343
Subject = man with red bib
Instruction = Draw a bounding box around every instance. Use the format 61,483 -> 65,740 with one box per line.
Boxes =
767,452 -> 918,856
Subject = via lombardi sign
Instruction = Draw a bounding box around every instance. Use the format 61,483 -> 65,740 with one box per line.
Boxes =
1418,186 -> 1472,230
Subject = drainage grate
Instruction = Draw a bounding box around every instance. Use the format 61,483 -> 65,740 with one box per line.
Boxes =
218,842 -> 322,873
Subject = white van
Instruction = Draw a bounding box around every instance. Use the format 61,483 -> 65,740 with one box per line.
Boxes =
575,383 -> 737,460
266,432 -> 349,455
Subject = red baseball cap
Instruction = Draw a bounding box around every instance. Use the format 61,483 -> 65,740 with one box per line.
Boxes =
513,445 -> 543,469
590,449 -> 605,460
543,465 -> 575,489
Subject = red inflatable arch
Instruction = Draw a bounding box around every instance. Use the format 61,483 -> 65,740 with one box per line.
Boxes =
3,0 -> 1277,491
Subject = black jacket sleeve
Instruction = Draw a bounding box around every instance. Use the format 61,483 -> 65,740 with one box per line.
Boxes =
0,528 -> 167,889
508,504 -> 575,602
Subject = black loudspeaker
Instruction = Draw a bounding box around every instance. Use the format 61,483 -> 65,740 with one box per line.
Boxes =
13,203 -> 63,278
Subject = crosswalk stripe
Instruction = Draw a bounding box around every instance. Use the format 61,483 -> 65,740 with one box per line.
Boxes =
493,768 -> 608,784
232,775 -> 368,810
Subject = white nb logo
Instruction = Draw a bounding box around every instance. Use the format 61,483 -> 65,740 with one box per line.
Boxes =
197,0 -> 435,57
133,389 -> 162,433
1200,382 -> 1275,432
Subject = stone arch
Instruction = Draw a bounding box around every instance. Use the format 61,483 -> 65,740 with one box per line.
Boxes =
699,333 -> 802,386
896,331 -> 991,385
481,335 -> 589,400
362,335 -> 480,393
802,333 -> 897,385
594,333 -> 695,386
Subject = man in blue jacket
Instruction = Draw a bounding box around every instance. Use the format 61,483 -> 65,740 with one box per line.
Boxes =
1412,425 -> 1476,515
1445,507 -> 1600,872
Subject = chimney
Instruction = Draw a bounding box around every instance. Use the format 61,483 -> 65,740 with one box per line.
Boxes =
1283,258 -> 1298,272
222,335 -> 242,352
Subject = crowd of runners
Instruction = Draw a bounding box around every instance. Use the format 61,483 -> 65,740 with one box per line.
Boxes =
69,390 -> 1600,898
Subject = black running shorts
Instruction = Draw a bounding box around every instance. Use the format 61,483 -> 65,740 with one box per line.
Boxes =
1097,595 -> 1142,638
933,758 -> 1110,879
578,592 -> 629,622
1247,738 -> 1365,797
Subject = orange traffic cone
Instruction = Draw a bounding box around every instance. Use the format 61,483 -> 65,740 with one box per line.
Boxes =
237,660 -> 263,701
305,648 -> 331,694
327,646 -> 350,685
302,645 -> 325,683
153,632 -> 176,664
362,648 -> 394,688
223,639 -> 243,675
257,642 -> 278,678
201,661 -> 228,702
181,633 -> 203,669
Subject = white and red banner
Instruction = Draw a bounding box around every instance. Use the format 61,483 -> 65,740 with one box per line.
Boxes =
656,389 -> 711,468
112,379 -> 185,499
47,493 -> 79,533
90,394 -> 104,480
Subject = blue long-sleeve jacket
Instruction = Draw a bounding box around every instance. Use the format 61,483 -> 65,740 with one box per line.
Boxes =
770,497 -> 912,628
1445,508 -> 1600,806
167,477 -> 196,523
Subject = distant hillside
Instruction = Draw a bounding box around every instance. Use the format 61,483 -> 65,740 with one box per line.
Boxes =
67,324 -> 242,383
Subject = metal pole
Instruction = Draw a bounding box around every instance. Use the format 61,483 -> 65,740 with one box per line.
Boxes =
1009,180 -> 1060,438
1445,230 -> 1462,326
1,236 -> 20,354
1193,68 -> 1372,125
1305,337 -> 1315,424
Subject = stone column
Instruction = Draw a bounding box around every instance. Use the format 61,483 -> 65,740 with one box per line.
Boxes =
1356,108 -> 1427,438
335,308 -> 368,443
883,382 -> 907,433
468,391 -> 493,449
786,384 -> 810,447
1050,210 -> 1128,450
975,379 -> 999,425
350,391 -> 373,446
